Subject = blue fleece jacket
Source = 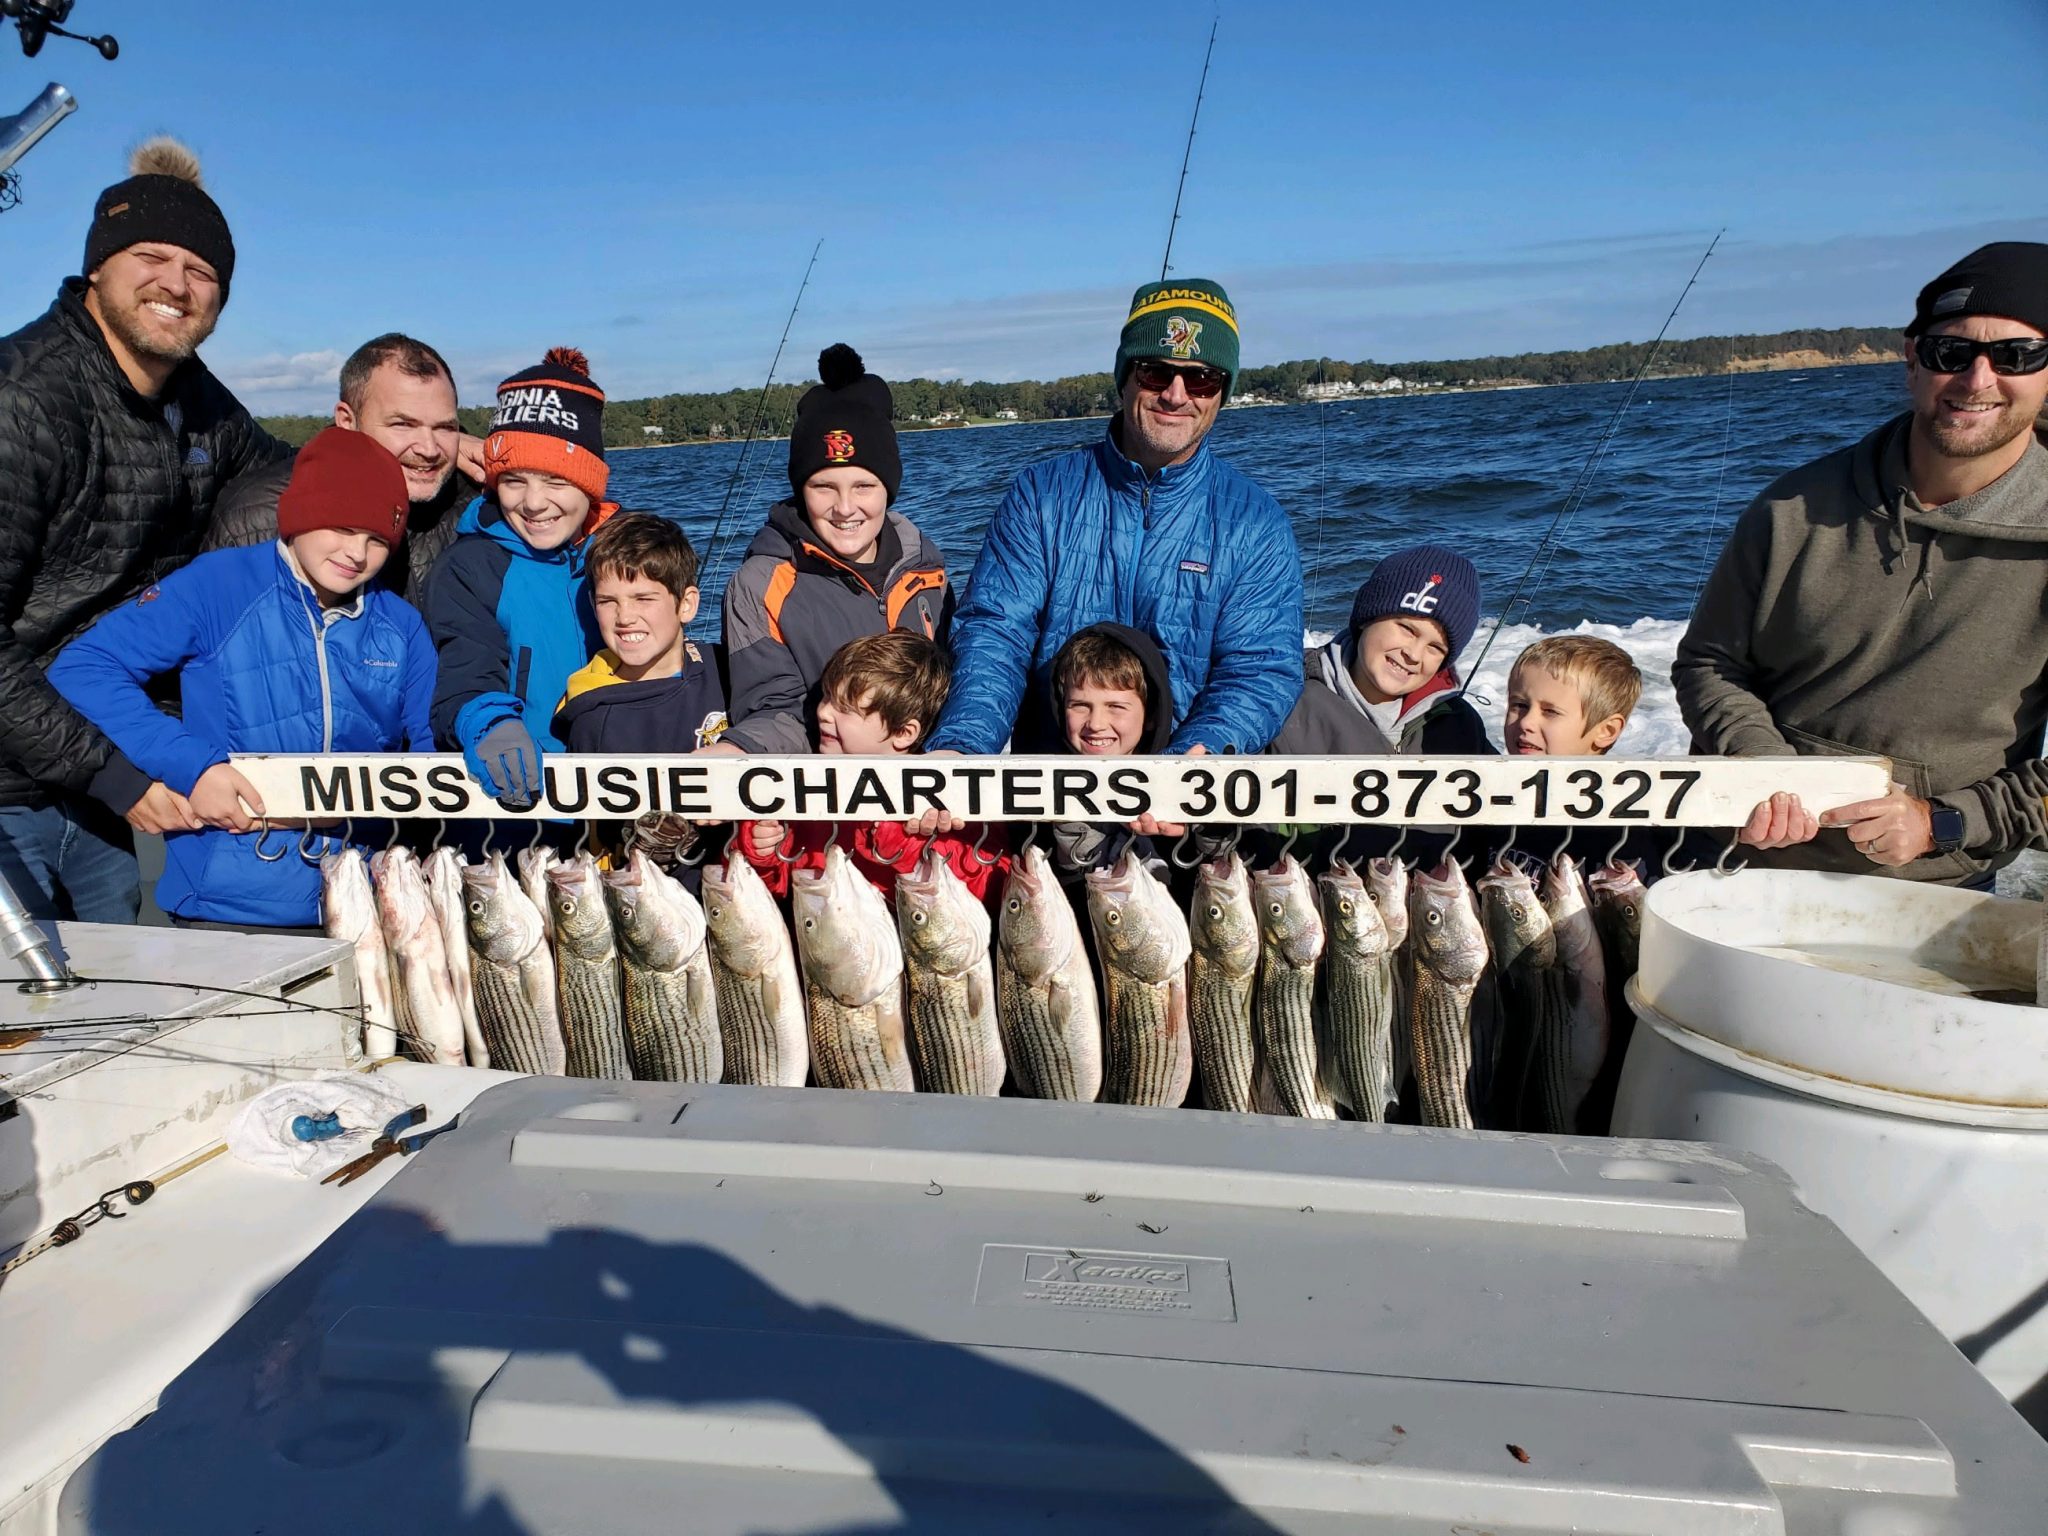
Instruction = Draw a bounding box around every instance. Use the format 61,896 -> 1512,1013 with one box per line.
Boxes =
926,424 -> 1304,755
426,497 -> 605,776
47,542 -> 435,926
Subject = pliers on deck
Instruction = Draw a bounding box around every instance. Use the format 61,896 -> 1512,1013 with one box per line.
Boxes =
320,1104 -> 456,1188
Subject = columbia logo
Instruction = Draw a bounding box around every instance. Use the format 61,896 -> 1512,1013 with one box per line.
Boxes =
361,658 -> 398,668
1179,560 -> 1209,575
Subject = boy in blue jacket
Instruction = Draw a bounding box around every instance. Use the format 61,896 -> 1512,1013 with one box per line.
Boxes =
428,346 -> 614,807
48,429 -> 435,929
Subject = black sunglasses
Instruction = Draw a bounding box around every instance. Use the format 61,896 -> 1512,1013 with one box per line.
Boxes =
1131,359 -> 1229,398
1912,333 -> 2048,376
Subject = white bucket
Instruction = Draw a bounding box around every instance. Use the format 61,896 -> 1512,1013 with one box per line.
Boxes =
1612,869 -> 2048,1419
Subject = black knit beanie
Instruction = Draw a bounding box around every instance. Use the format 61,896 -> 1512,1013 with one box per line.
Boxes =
82,138 -> 236,296
1906,242 -> 2048,338
787,344 -> 903,502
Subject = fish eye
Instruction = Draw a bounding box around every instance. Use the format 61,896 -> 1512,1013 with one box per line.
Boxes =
1206,903 -> 1222,921
911,910 -> 927,926
1267,902 -> 1283,917
1006,898 -> 1020,913
1425,911 -> 1441,926
1338,899 -> 1353,916
467,899 -> 483,914
803,917 -> 815,930
1104,910 -> 1120,926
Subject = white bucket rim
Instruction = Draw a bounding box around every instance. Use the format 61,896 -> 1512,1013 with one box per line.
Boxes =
1626,978 -> 2048,1132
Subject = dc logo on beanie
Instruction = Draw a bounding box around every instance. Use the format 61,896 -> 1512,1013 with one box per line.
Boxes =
1161,316 -> 1203,358
823,430 -> 855,463
1400,574 -> 1443,616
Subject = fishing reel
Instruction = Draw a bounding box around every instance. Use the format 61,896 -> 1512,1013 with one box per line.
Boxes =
3,1 -> 118,61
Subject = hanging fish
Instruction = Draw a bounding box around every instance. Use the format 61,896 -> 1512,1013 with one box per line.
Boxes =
700,849 -> 808,1088
994,843 -> 1102,1102
460,852 -> 567,1076
1408,857 -> 1488,1129
603,849 -> 721,1083
371,846 -> 465,1067
1252,855 -> 1331,1119
1541,853 -> 1611,1135
896,848 -> 1004,1096
1087,848 -> 1193,1108
422,846 -> 487,1068
322,847 -> 399,1060
791,844 -> 913,1091
1318,859 -> 1396,1123
549,853 -> 633,1079
1187,851 -> 1258,1113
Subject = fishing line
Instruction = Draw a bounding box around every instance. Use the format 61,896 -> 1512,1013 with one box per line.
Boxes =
1309,356 -> 1331,632
1687,359 -> 1740,614
1463,229 -> 1724,687
1159,15 -> 1219,279
704,238 -> 823,579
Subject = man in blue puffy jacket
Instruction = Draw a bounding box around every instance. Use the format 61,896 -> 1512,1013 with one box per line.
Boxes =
925,278 -> 1303,775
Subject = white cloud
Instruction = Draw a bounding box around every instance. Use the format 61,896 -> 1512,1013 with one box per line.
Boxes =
213,349 -> 345,408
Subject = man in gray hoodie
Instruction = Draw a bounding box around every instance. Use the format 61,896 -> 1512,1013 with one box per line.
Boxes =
1676,241 -> 2048,886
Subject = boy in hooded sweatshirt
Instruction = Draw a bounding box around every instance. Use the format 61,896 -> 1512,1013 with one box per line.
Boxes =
428,347 -> 614,807
1044,623 -> 1181,887
1269,545 -> 1493,758
722,344 -> 954,755
48,429 -> 434,930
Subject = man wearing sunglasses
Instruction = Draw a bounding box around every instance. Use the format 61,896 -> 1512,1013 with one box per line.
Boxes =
1677,241 -> 2048,887
926,278 -> 1303,790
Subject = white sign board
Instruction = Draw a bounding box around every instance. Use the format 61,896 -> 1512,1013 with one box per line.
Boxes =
228,753 -> 1893,827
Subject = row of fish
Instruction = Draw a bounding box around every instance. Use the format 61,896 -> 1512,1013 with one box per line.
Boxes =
316,832 -> 1643,1132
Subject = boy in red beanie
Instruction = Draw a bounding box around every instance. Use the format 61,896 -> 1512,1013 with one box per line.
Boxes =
48,427 -> 436,929
427,346 -> 616,807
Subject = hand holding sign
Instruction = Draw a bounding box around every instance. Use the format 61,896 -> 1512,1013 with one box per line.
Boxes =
1126,742 -> 1207,839
904,750 -> 966,837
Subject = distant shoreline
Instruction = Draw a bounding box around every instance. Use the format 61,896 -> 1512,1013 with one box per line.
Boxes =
603,353 -> 1895,454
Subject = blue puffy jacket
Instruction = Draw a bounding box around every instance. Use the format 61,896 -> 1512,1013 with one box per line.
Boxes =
48,542 -> 435,926
927,426 -> 1304,754
426,497 -> 606,774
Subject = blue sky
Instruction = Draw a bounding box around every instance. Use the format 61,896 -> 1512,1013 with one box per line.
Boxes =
5,0 -> 2045,412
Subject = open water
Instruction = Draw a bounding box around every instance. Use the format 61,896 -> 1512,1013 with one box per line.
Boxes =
611,362 -> 1907,759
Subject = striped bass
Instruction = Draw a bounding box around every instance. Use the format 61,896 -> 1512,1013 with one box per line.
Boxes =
370,847 -> 465,1067
700,850 -> 808,1087
791,843 -> 913,1091
1408,857 -> 1487,1129
547,853 -> 633,1079
460,852 -> 567,1076
1317,859 -> 1395,1123
1541,853 -> 1611,1135
896,848 -> 1004,1096
1478,854 -> 1565,1132
1252,854 -> 1331,1119
1366,856 -> 1413,1111
602,849 -> 721,1083
322,848 -> 399,1059
994,843 -> 1101,1102
1187,852 -> 1258,1113
422,847 -> 487,1068
518,846 -> 560,944
1087,848 -> 1192,1108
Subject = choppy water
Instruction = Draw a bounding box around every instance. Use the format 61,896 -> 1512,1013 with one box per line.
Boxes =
610,363 -> 1906,634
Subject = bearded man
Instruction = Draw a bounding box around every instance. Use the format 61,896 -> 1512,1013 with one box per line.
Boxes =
1678,242 -> 2048,887
0,138 -> 289,920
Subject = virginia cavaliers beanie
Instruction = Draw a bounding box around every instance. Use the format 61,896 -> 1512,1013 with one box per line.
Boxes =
787,344 -> 903,502
1347,544 -> 1482,661
483,346 -> 609,504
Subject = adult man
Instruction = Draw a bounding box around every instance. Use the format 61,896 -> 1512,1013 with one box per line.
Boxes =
206,333 -> 480,604
926,278 -> 1303,769
0,139 -> 291,922
1676,241 -> 2048,886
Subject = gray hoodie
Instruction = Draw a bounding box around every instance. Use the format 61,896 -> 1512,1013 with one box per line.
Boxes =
1675,413 -> 2048,884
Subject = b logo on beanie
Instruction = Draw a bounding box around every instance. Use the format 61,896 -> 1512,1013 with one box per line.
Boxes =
823,430 -> 856,463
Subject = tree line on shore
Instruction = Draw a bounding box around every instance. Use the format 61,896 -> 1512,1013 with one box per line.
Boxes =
256,325 -> 1902,449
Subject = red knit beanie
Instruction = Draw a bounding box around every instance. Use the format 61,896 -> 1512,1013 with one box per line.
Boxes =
483,345 -> 609,504
277,427 -> 410,544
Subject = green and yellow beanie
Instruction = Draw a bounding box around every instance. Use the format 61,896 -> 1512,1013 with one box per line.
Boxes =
1114,278 -> 1240,399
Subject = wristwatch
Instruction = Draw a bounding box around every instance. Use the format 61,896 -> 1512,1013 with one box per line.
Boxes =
1928,802 -> 1966,856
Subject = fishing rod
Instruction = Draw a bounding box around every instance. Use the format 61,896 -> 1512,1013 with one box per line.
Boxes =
704,237 -> 823,575
1159,15 -> 1218,280
1462,227 -> 1724,686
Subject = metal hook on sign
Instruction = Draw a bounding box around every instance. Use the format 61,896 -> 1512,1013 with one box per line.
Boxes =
776,822 -> 808,864
1327,823 -> 1356,868
428,818 -> 447,854
1275,824 -> 1303,864
1170,826 -> 1204,869
1387,823 -> 1410,864
1602,824 -> 1627,867
525,816 -> 546,854
1018,820 -> 1041,854
1714,829 -> 1748,877
1496,824 -> 1517,864
974,823 -> 1007,872
678,827 -> 713,868
1662,829 -> 1698,878
384,816 -> 403,853
252,816 -> 289,863
298,828 -> 328,866
1441,824 -> 1463,868
573,821 -> 592,859
479,818 -> 499,858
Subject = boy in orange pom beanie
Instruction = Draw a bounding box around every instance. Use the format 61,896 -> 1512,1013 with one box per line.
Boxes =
427,347 -> 617,806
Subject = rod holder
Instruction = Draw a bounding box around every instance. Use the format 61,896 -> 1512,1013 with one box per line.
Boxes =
0,863 -> 77,993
